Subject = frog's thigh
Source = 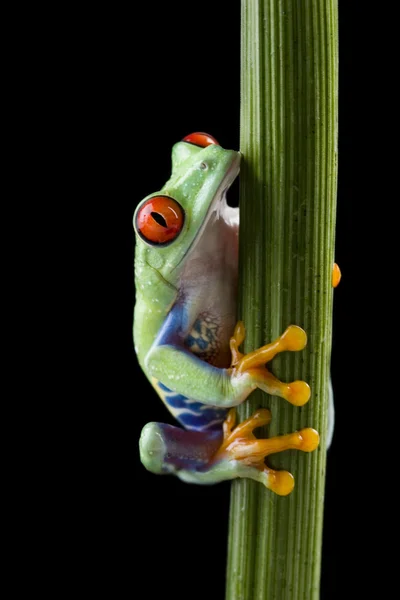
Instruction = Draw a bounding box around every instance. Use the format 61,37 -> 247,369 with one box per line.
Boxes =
139,422 -> 223,474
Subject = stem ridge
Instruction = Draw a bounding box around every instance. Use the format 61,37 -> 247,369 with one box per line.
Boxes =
226,2 -> 338,598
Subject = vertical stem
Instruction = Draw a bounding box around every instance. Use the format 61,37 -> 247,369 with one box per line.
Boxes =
226,1 -> 338,599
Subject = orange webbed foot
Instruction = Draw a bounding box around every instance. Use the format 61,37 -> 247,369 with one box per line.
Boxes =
213,408 -> 319,495
229,322 -> 311,407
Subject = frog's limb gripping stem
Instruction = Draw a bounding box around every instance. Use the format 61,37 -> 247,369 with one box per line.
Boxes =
214,408 -> 319,495
220,407 -> 272,446
140,322 -> 317,493
139,411 -> 319,495
230,322 -> 311,406
229,321 -> 246,365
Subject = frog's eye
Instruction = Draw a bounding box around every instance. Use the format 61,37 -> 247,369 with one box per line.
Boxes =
136,195 -> 184,245
182,132 -> 219,148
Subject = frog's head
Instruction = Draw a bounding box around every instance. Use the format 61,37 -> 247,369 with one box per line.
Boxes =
133,133 -> 240,288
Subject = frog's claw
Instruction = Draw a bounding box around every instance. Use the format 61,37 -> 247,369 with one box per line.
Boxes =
230,322 -> 311,407
213,408 -> 319,495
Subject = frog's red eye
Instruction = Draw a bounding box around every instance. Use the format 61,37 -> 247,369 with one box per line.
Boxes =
182,132 -> 219,148
136,195 -> 184,245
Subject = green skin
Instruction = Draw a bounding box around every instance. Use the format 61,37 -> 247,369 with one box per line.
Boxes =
133,141 -> 240,374
133,139 -> 334,486
133,140 -> 267,485
133,141 -> 253,410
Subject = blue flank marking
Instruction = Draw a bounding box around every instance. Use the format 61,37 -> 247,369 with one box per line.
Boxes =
153,309 -> 227,431
178,411 -> 225,429
157,382 -> 222,414
163,394 -> 187,408
153,301 -> 190,348
157,381 -> 173,393
193,319 -> 202,333
185,336 -> 195,348
156,380 -> 227,430
165,395 -> 202,411
185,335 -> 208,350
197,337 -> 208,350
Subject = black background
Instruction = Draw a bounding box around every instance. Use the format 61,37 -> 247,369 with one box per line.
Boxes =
44,1 -> 365,598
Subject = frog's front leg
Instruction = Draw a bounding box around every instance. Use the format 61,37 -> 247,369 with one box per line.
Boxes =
140,408 -> 319,495
145,306 -> 311,409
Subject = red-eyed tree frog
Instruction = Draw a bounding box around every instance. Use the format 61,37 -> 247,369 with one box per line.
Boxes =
133,133 -> 323,496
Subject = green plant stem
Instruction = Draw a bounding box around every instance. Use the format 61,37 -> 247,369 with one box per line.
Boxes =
226,1 -> 338,599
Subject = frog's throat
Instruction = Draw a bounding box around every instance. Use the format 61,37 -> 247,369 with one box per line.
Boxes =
171,154 -> 240,273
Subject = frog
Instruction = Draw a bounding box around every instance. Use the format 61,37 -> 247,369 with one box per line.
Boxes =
133,132 -> 321,496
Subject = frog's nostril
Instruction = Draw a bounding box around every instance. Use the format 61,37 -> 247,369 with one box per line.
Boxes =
182,132 -> 220,148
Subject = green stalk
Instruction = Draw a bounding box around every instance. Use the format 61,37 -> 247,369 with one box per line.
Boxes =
226,1 -> 338,599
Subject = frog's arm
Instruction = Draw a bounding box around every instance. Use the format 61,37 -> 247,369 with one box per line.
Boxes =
145,303 -> 311,409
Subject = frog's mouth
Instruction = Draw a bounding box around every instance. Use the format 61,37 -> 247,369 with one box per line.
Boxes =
173,153 -> 241,271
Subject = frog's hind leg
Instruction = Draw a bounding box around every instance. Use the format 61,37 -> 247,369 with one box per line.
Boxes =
139,409 -> 319,496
